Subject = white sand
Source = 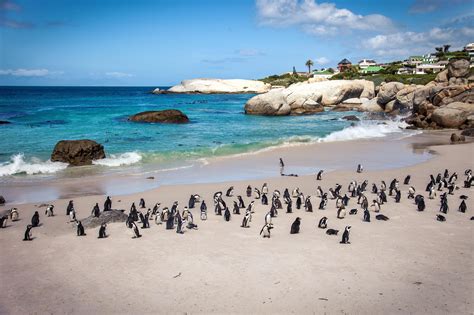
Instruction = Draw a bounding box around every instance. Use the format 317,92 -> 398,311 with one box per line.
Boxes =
0,133 -> 473,314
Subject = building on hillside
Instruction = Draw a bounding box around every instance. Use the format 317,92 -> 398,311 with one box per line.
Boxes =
312,69 -> 334,79
397,67 -> 415,75
358,59 -> 377,69
407,56 -> 423,66
415,62 -> 446,74
359,65 -> 384,74
337,59 -> 352,72
422,53 -> 438,64
465,42 -> 474,64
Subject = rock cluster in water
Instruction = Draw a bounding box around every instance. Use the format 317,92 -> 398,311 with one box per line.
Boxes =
128,109 -> 189,124
154,78 -> 271,94
51,139 -> 106,166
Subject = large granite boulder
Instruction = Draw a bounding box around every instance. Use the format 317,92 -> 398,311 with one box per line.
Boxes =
51,140 -> 106,166
79,209 -> 128,229
129,110 -> 189,123
359,98 -> 384,112
445,102 -> 474,113
377,82 -> 405,105
245,80 -> 374,115
160,78 -> 271,94
448,58 -> 470,78
431,108 -> 468,128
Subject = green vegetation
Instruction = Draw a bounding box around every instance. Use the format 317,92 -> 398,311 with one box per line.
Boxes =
259,73 -> 309,87
305,59 -> 314,73
330,71 -> 437,86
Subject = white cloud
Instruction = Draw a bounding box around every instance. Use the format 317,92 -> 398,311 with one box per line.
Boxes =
105,72 -> 134,78
366,27 -> 474,57
256,0 -> 395,35
315,57 -> 329,65
0,68 -> 62,77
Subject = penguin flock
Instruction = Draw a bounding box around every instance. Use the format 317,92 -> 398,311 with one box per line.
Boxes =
1,166 -> 472,244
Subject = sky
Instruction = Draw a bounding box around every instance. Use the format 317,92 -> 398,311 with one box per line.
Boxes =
0,0 -> 472,86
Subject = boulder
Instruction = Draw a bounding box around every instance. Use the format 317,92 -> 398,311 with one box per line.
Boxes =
450,133 -> 465,143
128,110 -> 189,123
435,69 -> 448,83
377,82 -> 405,105
445,102 -> 474,113
0,195 -> 4,205
461,128 -> 474,137
432,85 -> 471,107
447,58 -> 470,78
0,121 -> 11,125
245,80 -> 373,115
79,209 -> 128,229
331,105 -> 353,112
359,98 -> 384,112
51,140 -> 106,166
431,108 -> 468,128
342,98 -> 368,105
163,78 -> 271,94
152,88 -> 160,94
342,115 -> 360,121
384,100 -> 399,113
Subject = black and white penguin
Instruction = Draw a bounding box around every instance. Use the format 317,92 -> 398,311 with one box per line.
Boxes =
76,221 -> 86,236
372,184 -> 378,194
262,183 -> 269,195
0,215 -> 8,228
139,198 -> 146,209
296,194 -> 303,209
286,199 -> 293,213
319,195 -> 327,210
188,195 -> 196,209
238,195 -> 245,208
132,221 -> 142,238
349,209 -> 357,215
404,175 -> 411,185
233,201 -> 241,214
440,200 -> 449,214
316,170 -> 323,180
166,212 -> 175,229
342,194 -> 350,207
176,214 -> 184,234
283,188 -> 291,202
261,193 -> 268,205
241,210 -> 251,228
66,200 -> 74,216
92,203 -> 100,218
23,225 -> 33,241
376,214 -> 389,221
290,217 -> 301,234
371,200 -> 381,213
318,216 -> 328,229
200,200 -> 207,220
141,212 -> 150,228
363,209 -> 370,222
459,200 -> 467,213
9,208 -> 19,221
408,186 -> 416,199
337,207 -> 346,219
246,185 -> 252,197
260,223 -> 274,238
254,188 -> 261,199
357,164 -> 363,173
31,211 -> 40,227
326,229 -> 338,235
45,205 -> 54,217
340,226 -> 351,244
226,186 -> 234,197
98,223 -> 107,238
224,207 -> 231,221
292,187 -> 300,198
316,186 -> 323,198
395,189 -> 401,203
104,196 -> 112,211
417,197 -> 426,212
436,214 -> 446,222
304,196 -> 313,212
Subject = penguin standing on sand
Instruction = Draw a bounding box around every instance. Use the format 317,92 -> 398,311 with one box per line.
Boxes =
459,200 -> 467,213
76,221 -> 86,236
104,196 -> 112,211
246,185 -> 252,198
318,217 -> 328,229
0,215 -> 8,228
417,197 -> 426,212
290,217 -> 301,234
132,222 -> 142,238
98,223 -> 107,238
260,223 -> 274,238
357,164 -> 363,173
9,208 -> 19,221
286,199 -> 293,213
261,193 -> 268,205
304,196 -> 313,212
316,170 -> 323,180
404,175 -> 411,185
23,225 -> 33,241
188,195 -> 196,209
224,207 -> 231,221
238,196 -> 245,208
241,210 -> 252,228
363,209 -> 370,222
31,211 -> 40,227
92,203 -> 100,218
233,201 -> 241,215
226,186 -> 234,197
66,200 -> 74,216
200,201 -> 207,220
45,205 -> 54,217
340,226 -> 351,244
395,189 -> 401,203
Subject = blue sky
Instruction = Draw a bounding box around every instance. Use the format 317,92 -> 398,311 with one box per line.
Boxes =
0,0 -> 472,86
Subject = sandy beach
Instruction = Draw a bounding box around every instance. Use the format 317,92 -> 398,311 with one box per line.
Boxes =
0,131 -> 472,314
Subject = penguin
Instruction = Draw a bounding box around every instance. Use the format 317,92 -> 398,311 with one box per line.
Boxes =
233,201 -> 241,215
132,222 -> 142,238
262,183 -> 269,195
283,188 -> 291,202
336,197 -> 343,209
152,203 -> 161,219
337,207 -> 346,219
436,214 -> 446,222
363,209 -> 371,222
318,196 -> 327,210
349,209 -> 357,215
200,200 -> 207,220
141,212 -> 150,228
254,188 -> 261,199
376,214 -> 389,221
0,215 -> 8,228
342,195 -> 350,207
66,200 -> 74,216
296,194 -> 303,209
328,188 -> 337,200
459,200 -> 467,213
371,200 -> 381,213
429,187 -> 437,199
372,184 -> 378,194
188,195 -> 196,209
395,189 -> 401,203
316,186 -> 323,198
357,164 -> 363,173
241,210 -> 251,228
23,225 -> 33,241
340,226 -> 351,244
76,221 -> 86,236
443,169 -> 449,179
9,208 -> 19,221
176,213 -> 184,234
408,186 -> 416,199
69,207 -> 76,222
417,197 -> 426,212
326,229 -> 339,235
45,205 -> 54,217
246,185 -> 252,198
361,197 -> 369,211
238,195 -> 245,208
226,186 -> 234,197
92,203 -> 100,218
261,193 -> 268,205
166,212 -> 175,229
379,190 -> 387,203
290,217 -> 301,234
260,223 -> 274,238
139,198 -> 146,209
98,223 -> 107,238
286,199 -> 293,213
104,196 -> 112,211
316,170 -> 323,180
272,194 -> 282,209
404,175 -> 411,185
31,211 -> 40,227
224,207 -> 231,221
304,196 -> 313,212
292,188 -> 300,198
440,201 -> 449,214
318,217 -> 328,229
265,211 -> 272,224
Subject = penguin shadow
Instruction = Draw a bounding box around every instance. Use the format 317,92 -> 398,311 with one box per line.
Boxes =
33,223 -> 43,228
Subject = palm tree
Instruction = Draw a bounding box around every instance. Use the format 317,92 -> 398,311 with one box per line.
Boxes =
443,44 -> 451,53
305,59 -> 314,74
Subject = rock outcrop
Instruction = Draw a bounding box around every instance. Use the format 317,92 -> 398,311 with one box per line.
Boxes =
80,209 -> 128,229
128,110 -> 189,124
0,196 -> 5,205
157,79 -> 271,94
51,140 -> 106,166
450,133 -> 465,143
244,80 -> 374,115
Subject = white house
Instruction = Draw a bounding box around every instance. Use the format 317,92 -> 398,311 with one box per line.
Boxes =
358,59 -> 377,69
415,63 -> 446,74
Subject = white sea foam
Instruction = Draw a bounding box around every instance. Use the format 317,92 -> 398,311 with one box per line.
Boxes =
0,154 -> 68,176
92,152 -> 142,167
319,120 -> 412,142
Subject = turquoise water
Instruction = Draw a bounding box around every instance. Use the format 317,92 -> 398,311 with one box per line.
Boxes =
0,86 -> 366,177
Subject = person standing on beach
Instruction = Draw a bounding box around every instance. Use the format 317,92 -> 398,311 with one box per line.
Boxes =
279,158 -> 285,176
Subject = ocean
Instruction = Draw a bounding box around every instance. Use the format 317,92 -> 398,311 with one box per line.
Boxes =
0,86 -> 415,180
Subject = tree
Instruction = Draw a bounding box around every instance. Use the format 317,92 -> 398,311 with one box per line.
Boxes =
305,59 -> 314,74
327,68 -> 335,73
443,44 -> 451,53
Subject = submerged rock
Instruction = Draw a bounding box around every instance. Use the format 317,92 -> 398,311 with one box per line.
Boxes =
160,78 -> 271,94
0,121 -> 11,125
51,139 -> 106,166
342,115 -> 360,121
128,109 -> 189,123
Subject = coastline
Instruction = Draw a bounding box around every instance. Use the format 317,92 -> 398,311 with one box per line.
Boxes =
0,130 -> 472,314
